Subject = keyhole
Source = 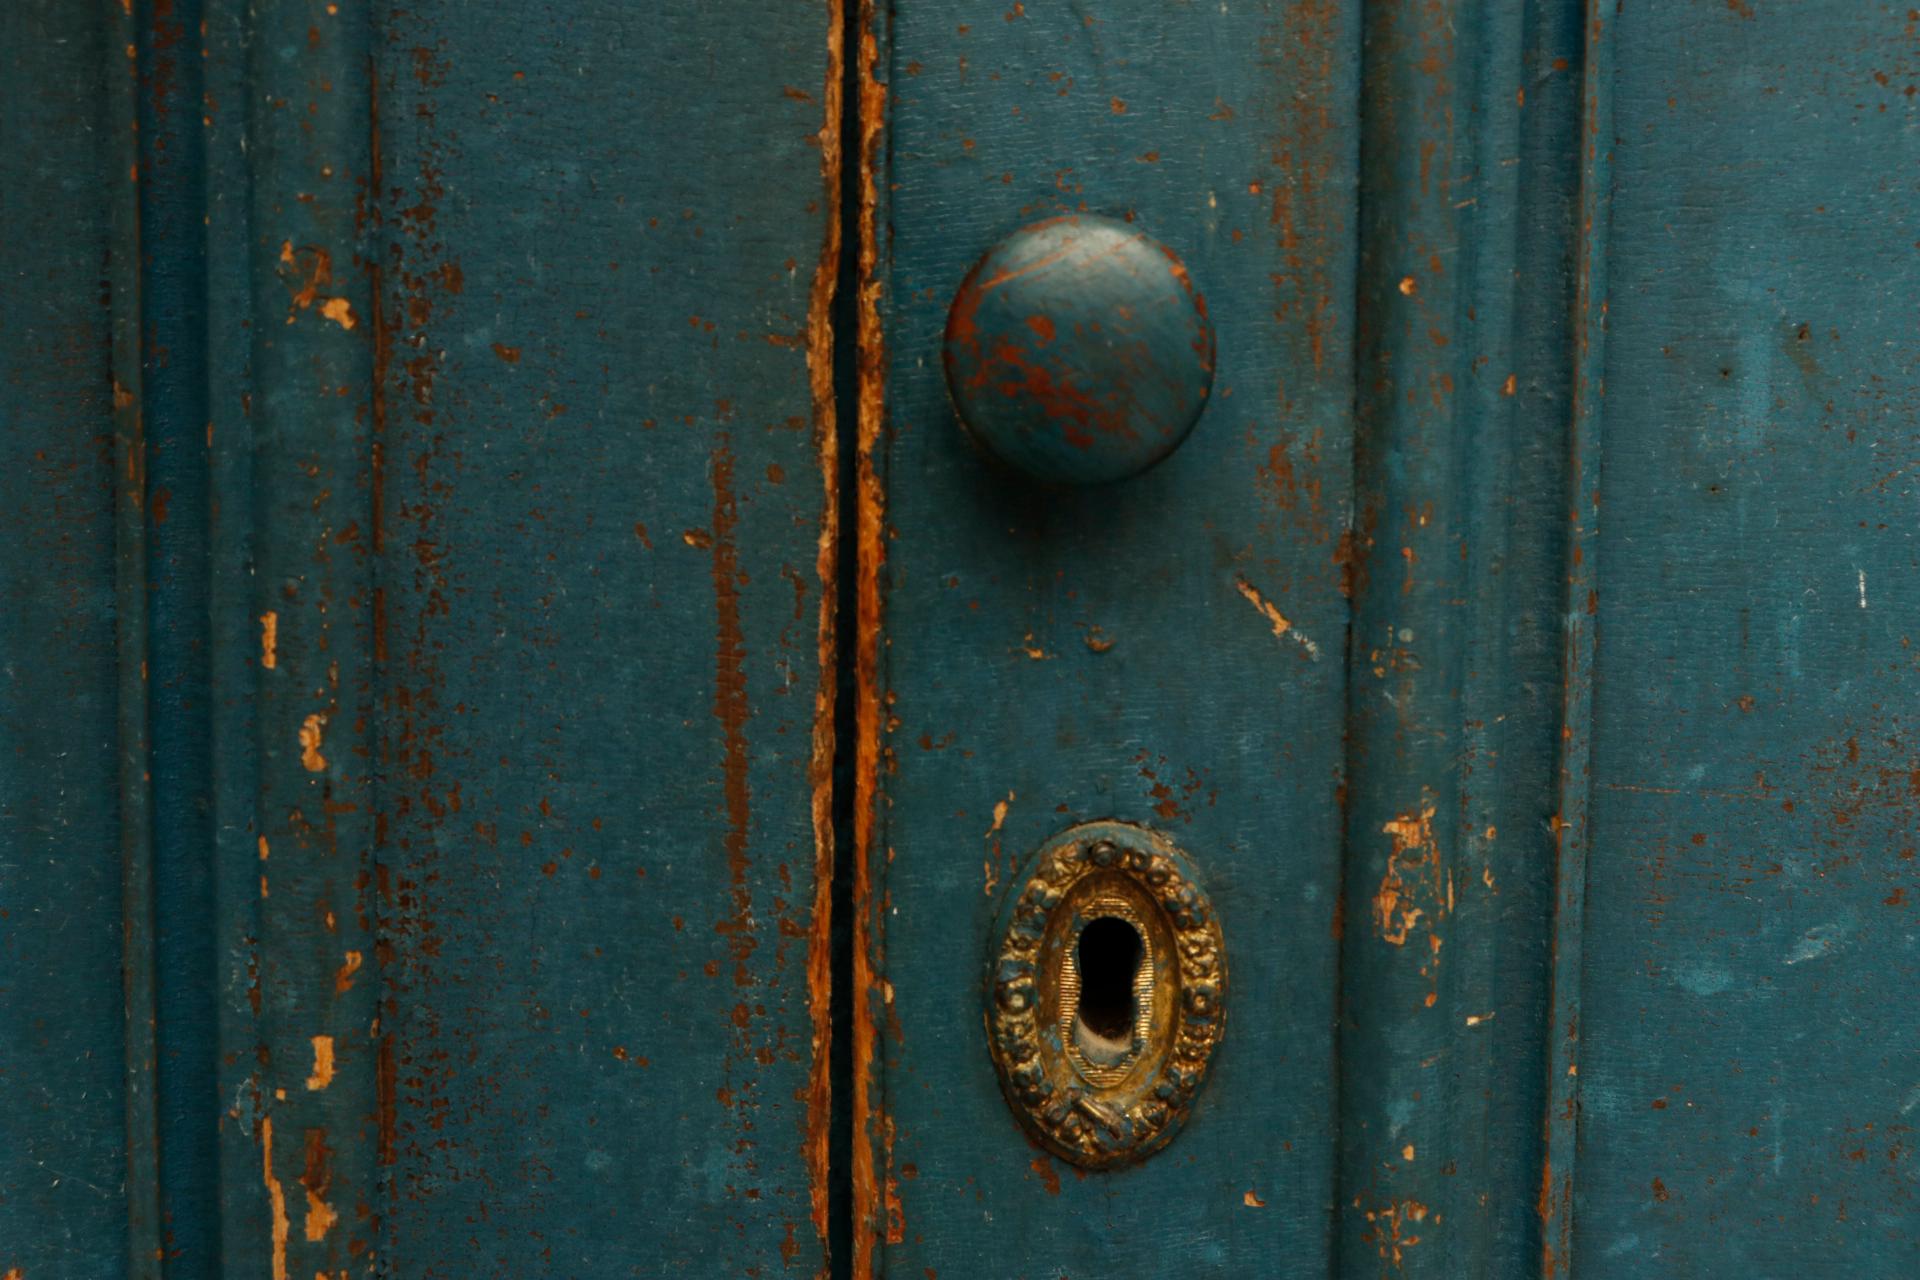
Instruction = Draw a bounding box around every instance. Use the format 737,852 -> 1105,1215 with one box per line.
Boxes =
1074,916 -> 1144,1060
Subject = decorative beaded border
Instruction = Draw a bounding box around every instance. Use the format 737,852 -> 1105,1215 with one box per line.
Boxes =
986,821 -> 1227,1168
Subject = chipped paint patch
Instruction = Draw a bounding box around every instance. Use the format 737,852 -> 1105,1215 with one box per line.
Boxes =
261,1116 -> 289,1280
1373,793 -> 1450,964
298,713 -> 328,772
319,297 -> 355,329
259,610 -> 278,668
305,1034 -> 335,1091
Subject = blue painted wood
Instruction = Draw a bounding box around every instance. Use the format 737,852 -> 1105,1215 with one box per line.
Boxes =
1,6 -> 137,1275
1336,1 -> 1590,1273
5,1 -> 1917,1276
1567,4 -> 1919,1273
858,1 -> 1362,1273
5,0 -> 843,1275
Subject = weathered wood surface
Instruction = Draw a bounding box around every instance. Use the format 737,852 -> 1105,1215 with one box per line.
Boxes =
3,1 -> 1917,1276
1568,4 -> 1919,1272
858,1 -> 1361,1273
5,1 -> 842,1275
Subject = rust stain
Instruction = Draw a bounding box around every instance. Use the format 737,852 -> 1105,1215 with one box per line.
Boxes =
259,610 -> 278,668
1030,1154 -> 1062,1195
801,0 -> 849,1253
300,1128 -> 337,1242
298,713 -> 328,772
375,1032 -> 396,1168
850,0 -> 889,1271
305,1034 -> 335,1091
710,441 -> 757,994
333,949 -> 362,993
1268,0 -> 1342,374
490,341 -> 521,363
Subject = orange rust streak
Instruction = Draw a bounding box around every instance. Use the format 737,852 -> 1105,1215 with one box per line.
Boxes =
850,2 -> 888,1274
802,0 -> 848,1254
300,1127 -> 337,1242
710,442 -> 755,992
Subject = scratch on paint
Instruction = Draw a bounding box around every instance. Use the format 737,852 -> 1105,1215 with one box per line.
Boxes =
1234,575 -> 1320,659
986,792 -> 1013,839
299,713 -> 328,772
305,1035 -> 335,1091
983,790 -> 1014,896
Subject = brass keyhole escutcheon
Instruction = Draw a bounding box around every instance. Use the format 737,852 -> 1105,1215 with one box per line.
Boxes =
986,821 -> 1227,1169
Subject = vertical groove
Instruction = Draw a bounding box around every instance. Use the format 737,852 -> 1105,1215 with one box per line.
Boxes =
109,0 -> 163,1262
1337,1 -> 1471,1270
838,1 -> 889,1276
811,0 -> 850,1273
134,0 -> 225,1270
1538,1 -> 1614,1273
825,0 -> 862,1268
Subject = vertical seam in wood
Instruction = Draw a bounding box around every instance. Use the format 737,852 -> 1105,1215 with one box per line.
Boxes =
1539,1 -> 1614,1274
847,0 -> 889,1274
110,0 -> 163,1265
807,0 -> 847,1266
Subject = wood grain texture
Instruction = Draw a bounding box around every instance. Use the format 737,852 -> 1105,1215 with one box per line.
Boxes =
863,2 -> 1362,1274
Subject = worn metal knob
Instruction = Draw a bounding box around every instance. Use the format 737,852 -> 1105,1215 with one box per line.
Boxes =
943,215 -> 1215,486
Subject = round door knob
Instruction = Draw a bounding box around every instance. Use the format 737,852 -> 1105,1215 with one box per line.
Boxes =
943,215 -> 1215,486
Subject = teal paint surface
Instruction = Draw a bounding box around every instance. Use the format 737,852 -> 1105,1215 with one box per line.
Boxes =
1572,4 -> 1920,1272
3,1 -> 1917,1276
868,0 -> 1361,1273
1,6 -> 134,1275
6,0 -> 841,1275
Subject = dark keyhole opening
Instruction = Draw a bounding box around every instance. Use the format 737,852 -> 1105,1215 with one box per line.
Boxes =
1075,916 -> 1144,1052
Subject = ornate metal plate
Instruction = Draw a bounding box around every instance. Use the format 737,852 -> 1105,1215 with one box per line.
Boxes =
985,821 -> 1227,1168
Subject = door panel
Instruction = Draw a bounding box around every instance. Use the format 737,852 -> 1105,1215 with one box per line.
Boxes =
4,1 -> 842,1276
3,1 -> 1916,1277
364,6 -> 836,1273
0,5 -> 136,1273
859,2 -> 1361,1273
1570,5 -> 1920,1271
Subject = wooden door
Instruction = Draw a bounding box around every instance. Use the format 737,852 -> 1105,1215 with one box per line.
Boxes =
3,2 -> 1914,1277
